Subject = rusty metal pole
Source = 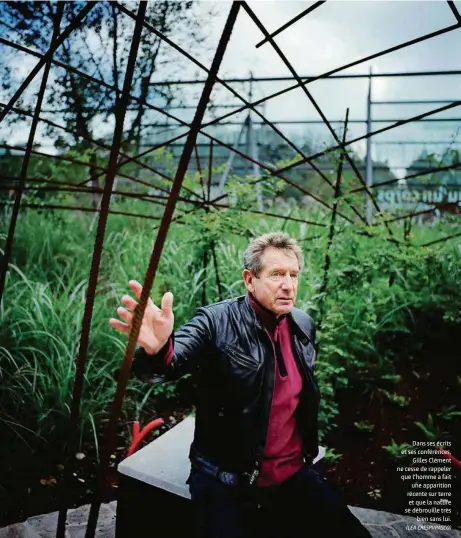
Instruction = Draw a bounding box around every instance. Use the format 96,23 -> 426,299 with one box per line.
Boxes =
83,4 -> 240,538
318,109 -> 350,330
56,2 -> 148,537
0,4 -> 64,306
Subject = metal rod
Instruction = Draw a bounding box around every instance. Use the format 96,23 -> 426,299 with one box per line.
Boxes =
194,145 -> 206,201
242,4 -> 373,224
166,25 -> 461,122
0,201 -> 163,221
447,1 -> 461,23
97,117 -> 461,126
113,0 -> 358,204
211,240 -> 223,301
148,70 -> 461,86
0,142 -> 184,202
372,99 -> 459,105
276,100 -> 461,176
318,108 -> 349,328
0,4 -> 63,306
84,6 -> 240,538
255,1 -> 326,48
1,102 -> 204,203
371,201 -> 458,226
59,4 -> 147,537
0,2 -> 96,125
422,231 -> 461,247
208,140 -> 213,200
347,161 -> 461,194
365,67 -> 373,224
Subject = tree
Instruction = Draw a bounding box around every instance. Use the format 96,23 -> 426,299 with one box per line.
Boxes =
0,1 -> 214,151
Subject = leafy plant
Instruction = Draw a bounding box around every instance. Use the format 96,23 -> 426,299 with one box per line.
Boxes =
382,439 -> 412,460
354,421 -> 375,433
379,389 -> 410,408
323,447 -> 343,465
414,414 -> 450,442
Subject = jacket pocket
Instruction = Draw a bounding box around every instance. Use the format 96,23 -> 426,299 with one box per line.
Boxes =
224,345 -> 260,370
223,345 -> 263,409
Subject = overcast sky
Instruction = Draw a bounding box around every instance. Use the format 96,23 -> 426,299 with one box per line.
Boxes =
2,1 -> 461,177
198,0 -> 461,175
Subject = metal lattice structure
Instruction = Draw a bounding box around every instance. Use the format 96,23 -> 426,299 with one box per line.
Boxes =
1,2 -> 461,537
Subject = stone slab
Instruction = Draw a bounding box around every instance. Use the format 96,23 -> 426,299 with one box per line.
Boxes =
117,416 -> 325,499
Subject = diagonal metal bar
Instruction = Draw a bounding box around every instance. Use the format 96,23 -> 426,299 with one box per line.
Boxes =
208,23 -> 461,123
421,231 -> 461,247
54,3 -> 148,537
0,201 -> 163,221
0,4 -> 63,306
0,142 -> 186,202
0,179 -> 175,209
0,2 -> 96,125
83,5 -> 240,538
347,161 -> 461,194
447,1 -> 461,23
0,34 -> 189,131
208,139 -> 214,201
150,70 -> 461,86
316,109 -> 349,341
276,100 -> 461,176
0,102 -> 205,202
242,3 -> 388,230
75,130 -> 190,187
197,132 -> 354,222
194,144 -> 206,200
114,0 -> 342,198
319,108 -> 349,299
371,202 -> 459,227
255,1 -> 326,48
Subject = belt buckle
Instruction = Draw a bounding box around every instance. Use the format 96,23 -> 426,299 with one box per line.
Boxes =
218,470 -> 238,486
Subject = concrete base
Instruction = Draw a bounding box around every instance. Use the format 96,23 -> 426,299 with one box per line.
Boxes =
115,416 -> 325,538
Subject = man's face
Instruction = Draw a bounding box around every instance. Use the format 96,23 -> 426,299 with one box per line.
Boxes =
243,246 -> 300,317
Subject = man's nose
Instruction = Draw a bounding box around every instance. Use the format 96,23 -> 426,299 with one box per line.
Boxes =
280,274 -> 294,289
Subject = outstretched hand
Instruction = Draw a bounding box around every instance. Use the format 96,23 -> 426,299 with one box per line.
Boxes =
109,280 -> 174,355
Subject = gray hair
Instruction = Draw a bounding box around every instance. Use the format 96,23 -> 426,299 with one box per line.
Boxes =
243,232 -> 303,276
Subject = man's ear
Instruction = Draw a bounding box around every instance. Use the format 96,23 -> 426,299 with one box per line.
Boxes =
242,269 -> 254,293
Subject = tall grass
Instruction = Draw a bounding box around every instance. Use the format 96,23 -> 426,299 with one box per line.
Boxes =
0,198 -> 460,457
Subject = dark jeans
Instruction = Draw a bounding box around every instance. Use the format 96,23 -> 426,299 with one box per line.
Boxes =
188,464 -> 373,538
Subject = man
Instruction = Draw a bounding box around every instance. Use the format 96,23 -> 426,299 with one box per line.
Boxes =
110,232 -> 372,538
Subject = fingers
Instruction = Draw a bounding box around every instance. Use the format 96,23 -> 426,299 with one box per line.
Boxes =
129,280 -> 157,310
161,292 -> 174,319
109,318 -> 129,333
121,294 -> 138,311
116,306 -> 132,325
128,280 -> 142,300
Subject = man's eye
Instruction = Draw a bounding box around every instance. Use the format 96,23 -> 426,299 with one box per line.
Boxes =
291,274 -> 298,279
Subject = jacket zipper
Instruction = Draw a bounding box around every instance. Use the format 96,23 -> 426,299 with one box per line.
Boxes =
249,327 -> 276,485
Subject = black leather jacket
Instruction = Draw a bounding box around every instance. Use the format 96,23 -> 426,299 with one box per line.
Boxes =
132,294 -> 320,483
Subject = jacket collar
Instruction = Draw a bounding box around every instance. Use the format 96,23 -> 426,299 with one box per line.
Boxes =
242,293 -> 311,342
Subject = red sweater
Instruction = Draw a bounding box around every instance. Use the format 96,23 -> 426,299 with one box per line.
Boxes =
247,293 -> 304,487
159,294 -> 304,486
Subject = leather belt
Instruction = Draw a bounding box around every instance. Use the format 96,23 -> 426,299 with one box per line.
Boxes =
192,454 -> 252,487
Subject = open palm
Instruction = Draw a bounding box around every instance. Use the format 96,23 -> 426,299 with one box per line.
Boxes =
109,280 -> 174,355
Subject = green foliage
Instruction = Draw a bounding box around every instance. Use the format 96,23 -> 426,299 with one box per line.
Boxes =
354,421 -> 375,432
382,439 -> 412,460
414,414 -> 450,442
379,389 -> 411,408
323,447 -> 343,464
0,155 -> 460,467
436,405 -> 461,422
